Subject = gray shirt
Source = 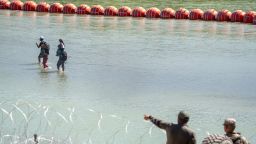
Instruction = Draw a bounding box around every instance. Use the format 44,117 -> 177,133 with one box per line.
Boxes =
150,116 -> 196,144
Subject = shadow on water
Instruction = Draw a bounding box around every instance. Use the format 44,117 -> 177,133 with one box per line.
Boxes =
40,70 -> 58,74
9,11 -> 23,17
57,72 -> 68,82
19,62 -> 41,71
23,68 -> 39,71
19,63 -> 39,66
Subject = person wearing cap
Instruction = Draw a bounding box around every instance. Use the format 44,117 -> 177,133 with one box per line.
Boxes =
56,39 -> 67,71
36,36 -> 50,68
223,118 -> 249,144
144,111 -> 196,144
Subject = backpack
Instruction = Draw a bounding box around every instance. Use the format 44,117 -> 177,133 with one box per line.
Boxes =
232,136 -> 242,144
56,48 -> 62,56
41,42 -> 50,55
61,51 -> 67,61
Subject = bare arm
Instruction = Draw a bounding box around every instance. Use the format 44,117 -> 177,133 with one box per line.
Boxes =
241,136 -> 249,144
36,42 -> 39,48
188,133 -> 196,144
144,115 -> 171,130
36,42 -> 43,48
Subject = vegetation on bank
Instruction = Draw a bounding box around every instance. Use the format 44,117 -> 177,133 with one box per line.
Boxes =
26,0 -> 256,11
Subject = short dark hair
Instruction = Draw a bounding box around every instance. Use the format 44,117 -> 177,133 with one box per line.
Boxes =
59,39 -> 65,46
178,111 -> 189,124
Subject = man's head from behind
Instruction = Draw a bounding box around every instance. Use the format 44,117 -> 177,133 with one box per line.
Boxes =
178,111 -> 189,125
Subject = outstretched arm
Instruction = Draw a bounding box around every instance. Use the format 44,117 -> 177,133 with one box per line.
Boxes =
36,42 -> 43,48
36,42 -> 39,48
144,115 -> 171,130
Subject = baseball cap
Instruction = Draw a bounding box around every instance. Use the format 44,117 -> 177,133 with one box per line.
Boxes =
223,118 -> 236,127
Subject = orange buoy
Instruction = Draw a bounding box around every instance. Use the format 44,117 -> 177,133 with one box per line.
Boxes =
175,8 -> 189,19
216,9 -> 231,21
23,1 -> 37,11
91,5 -> 104,15
203,9 -> 217,21
243,11 -> 256,23
63,3 -> 77,14
132,7 -> 146,17
253,16 -> 256,25
118,6 -> 131,16
104,6 -> 118,16
49,3 -> 63,13
231,10 -> 245,22
10,0 -> 23,10
146,7 -> 160,18
189,8 -> 203,20
36,2 -> 49,12
160,8 -> 175,19
77,4 -> 90,14
0,0 -> 10,9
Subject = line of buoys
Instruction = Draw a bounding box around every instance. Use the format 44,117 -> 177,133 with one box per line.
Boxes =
160,8 -> 175,19
63,3 -> 76,14
36,2 -> 49,12
118,6 -> 131,17
189,8 -> 203,20
132,7 -> 146,17
0,0 -> 10,9
175,8 -> 189,19
77,4 -> 90,14
1,0 -> 256,25
104,6 -> 118,16
10,0 -> 23,10
90,5 -> 104,15
23,0 -> 36,11
231,10 -> 245,22
244,11 -> 256,23
216,9 -> 231,21
203,9 -> 217,21
49,2 -> 63,13
146,7 -> 160,18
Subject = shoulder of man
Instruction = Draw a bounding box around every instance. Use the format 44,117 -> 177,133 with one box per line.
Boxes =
231,133 -> 249,144
181,125 -> 195,134
240,136 -> 249,144
39,41 -> 44,46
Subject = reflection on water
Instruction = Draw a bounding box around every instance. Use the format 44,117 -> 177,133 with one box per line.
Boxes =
9,10 -> 23,17
0,10 -> 256,143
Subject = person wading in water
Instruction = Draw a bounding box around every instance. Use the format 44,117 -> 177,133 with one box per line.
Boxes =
36,36 -> 50,69
56,39 -> 67,72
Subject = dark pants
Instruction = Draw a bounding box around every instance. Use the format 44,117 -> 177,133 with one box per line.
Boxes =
42,55 -> 48,68
38,53 -> 44,63
57,60 -> 65,71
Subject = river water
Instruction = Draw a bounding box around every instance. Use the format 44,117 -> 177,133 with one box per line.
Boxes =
0,10 -> 255,144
